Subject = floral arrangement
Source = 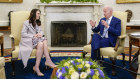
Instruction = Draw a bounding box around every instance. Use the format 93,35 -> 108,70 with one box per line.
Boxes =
53,58 -> 109,79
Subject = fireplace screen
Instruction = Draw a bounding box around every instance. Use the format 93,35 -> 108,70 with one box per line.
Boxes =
51,21 -> 87,47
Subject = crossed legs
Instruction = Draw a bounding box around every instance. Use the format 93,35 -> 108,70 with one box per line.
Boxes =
34,40 -> 55,76
91,34 -> 111,60
43,40 -> 55,68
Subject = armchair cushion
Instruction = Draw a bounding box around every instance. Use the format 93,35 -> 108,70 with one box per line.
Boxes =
12,46 -> 50,58
0,57 -> 6,79
12,46 -> 37,58
0,57 -> 5,68
83,45 -> 91,53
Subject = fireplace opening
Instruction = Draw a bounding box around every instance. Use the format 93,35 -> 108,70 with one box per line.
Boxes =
51,21 -> 87,47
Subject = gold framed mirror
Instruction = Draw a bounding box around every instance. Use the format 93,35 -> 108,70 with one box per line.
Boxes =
0,0 -> 23,3
117,0 -> 140,4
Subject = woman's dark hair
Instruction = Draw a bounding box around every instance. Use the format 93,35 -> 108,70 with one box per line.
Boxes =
29,9 -> 41,27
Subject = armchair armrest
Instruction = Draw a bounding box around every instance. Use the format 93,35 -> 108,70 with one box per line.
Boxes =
87,33 -> 93,44
9,34 -> 15,51
118,35 -> 126,39
114,34 -> 126,51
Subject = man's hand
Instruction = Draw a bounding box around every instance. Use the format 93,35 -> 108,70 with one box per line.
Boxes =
90,20 -> 96,28
101,20 -> 109,28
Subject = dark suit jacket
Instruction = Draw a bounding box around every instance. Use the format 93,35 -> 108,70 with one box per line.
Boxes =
92,16 -> 121,47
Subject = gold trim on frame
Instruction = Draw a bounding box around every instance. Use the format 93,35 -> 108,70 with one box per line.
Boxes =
116,0 -> 140,4
0,0 -> 23,3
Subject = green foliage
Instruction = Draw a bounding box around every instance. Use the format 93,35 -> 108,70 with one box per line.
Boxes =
54,58 -> 110,79
40,0 -> 98,3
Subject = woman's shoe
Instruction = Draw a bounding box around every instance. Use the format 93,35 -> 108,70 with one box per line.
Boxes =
45,62 -> 56,69
33,66 -> 44,76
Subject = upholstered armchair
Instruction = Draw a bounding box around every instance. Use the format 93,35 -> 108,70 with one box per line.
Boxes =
10,11 -> 50,76
0,57 -> 6,79
83,11 -> 127,75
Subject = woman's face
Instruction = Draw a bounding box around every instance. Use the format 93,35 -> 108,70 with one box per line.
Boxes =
36,10 -> 40,20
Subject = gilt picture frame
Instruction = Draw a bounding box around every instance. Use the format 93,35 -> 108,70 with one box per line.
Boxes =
0,0 -> 23,3
116,0 -> 140,4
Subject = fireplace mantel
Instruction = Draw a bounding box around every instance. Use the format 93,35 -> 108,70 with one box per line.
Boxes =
35,3 -> 102,31
36,3 -> 102,6
35,3 -> 102,50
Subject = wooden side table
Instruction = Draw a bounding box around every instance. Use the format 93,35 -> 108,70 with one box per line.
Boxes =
129,35 -> 140,63
51,67 -> 58,79
0,33 -> 4,56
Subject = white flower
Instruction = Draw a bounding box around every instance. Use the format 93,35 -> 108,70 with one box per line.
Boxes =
85,63 -> 91,68
95,71 -> 99,76
57,69 -> 60,73
65,76 -> 68,79
86,68 -> 91,74
64,62 -> 70,67
70,60 -> 74,63
82,61 -> 85,64
58,72 -> 62,78
69,68 -> 75,75
71,72 -> 79,79
85,61 -> 89,64
76,59 -> 82,62
68,60 -> 73,64
80,72 -> 87,79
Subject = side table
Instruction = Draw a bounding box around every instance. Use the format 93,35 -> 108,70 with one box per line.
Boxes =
0,33 -> 4,56
51,67 -> 58,79
129,35 -> 140,63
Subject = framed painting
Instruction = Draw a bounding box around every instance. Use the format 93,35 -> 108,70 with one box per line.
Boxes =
116,0 -> 140,3
0,0 -> 23,3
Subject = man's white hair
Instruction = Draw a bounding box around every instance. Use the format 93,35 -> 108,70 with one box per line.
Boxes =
103,6 -> 113,12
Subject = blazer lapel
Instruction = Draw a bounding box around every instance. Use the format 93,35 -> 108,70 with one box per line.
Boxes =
28,23 -> 36,34
109,16 -> 114,26
29,24 -> 35,30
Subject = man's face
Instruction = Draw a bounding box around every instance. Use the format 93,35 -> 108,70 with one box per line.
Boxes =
103,8 -> 112,19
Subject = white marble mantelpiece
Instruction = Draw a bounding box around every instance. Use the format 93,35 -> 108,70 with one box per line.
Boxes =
36,3 -> 102,6
35,3 -> 102,50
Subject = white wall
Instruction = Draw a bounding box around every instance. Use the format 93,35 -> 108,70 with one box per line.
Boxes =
98,0 -> 140,20
0,0 -> 40,26
0,0 -> 140,26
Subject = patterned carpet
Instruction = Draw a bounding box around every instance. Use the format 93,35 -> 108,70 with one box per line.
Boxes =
0,47 -> 139,62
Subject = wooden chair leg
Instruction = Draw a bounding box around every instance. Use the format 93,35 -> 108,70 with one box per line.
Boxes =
110,57 -> 116,76
101,56 -> 104,60
82,51 -> 87,59
11,58 -> 17,76
121,53 -> 126,66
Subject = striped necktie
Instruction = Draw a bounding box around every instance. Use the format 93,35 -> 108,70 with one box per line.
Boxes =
102,19 -> 109,38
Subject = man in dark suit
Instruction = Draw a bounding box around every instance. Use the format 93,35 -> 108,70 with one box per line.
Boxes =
90,6 -> 121,60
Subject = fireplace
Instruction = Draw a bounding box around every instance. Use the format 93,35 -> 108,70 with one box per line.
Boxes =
51,21 -> 87,47
36,3 -> 102,49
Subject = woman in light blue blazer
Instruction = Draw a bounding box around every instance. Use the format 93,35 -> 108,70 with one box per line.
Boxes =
18,9 -> 56,76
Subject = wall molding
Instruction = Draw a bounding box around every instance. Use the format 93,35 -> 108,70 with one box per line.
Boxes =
127,20 -> 140,26
1,20 -> 140,27
0,21 -> 9,26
